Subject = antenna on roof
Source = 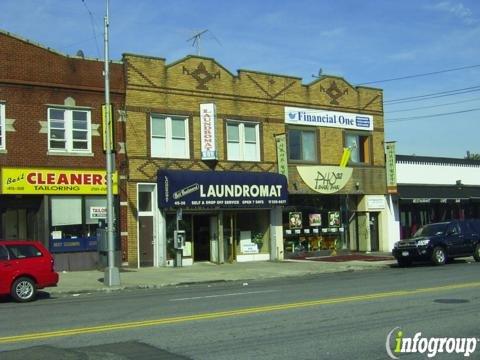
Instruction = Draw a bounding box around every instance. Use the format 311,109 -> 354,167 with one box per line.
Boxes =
187,29 -> 208,56
312,68 -> 323,79
76,49 -> 85,58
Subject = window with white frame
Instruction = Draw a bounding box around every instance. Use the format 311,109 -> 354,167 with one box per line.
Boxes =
0,102 -> 5,150
226,121 -> 260,161
48,107 -> 91,152
151,114 -> 189,158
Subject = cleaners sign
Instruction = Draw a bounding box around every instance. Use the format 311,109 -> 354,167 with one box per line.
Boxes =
285,106 -> 373,131
158,169 -> 288,208
1,167 -> 118,195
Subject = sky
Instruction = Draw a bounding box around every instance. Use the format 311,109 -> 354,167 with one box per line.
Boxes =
1,0 -> 480,158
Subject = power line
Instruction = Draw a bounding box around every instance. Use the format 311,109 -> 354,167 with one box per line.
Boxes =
386,97 -> 480,114
357,64 -> 480,85
385,85 -> 480,104
81,0 -> 101,58
386,107 -> 480,123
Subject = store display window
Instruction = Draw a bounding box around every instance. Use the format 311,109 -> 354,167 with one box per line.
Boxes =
49,195 -> 109,252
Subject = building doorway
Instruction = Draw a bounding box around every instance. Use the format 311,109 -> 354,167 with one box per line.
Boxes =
193,215 -> 211,261
369,212 -> 379,252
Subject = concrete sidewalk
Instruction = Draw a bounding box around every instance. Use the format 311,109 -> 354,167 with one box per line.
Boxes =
51,258 -> 396,295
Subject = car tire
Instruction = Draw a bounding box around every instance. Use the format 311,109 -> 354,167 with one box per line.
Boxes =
11,277 -> 37,302
431,247 -> 447,265
473,244 -> 480,262
397,258 -> 411,267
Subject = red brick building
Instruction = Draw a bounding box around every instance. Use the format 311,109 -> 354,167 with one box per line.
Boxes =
0,30 -> 127,270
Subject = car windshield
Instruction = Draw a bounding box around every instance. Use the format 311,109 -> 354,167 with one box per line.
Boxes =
413,223 -> 448,237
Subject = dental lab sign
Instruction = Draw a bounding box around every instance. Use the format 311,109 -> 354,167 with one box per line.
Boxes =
158,170 -> 288,208
1,167 -> 118,195
285,106 -> 373,131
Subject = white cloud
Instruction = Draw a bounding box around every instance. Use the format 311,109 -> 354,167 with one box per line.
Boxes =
430,1 -> 477,25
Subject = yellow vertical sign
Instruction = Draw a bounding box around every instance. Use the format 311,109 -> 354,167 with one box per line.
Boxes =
102,104 -> 114,151
385,141 -> 397,194
275,134 -> 289,181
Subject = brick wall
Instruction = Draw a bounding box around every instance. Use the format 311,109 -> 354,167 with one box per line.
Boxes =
123,53 -> 386,266
0,31 -> 128,260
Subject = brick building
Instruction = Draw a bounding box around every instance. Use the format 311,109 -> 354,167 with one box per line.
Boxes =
123,54 -> 389,268
0,31 -> 126,270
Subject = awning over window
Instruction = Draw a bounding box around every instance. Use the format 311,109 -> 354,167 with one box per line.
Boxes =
157,170 -> 288,208
398,184 -> 480,203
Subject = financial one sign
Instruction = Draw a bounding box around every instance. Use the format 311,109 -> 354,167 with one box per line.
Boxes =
200,103 -> 217,160
297,166 -> 353,194
158,170 -> 288,208
285,106 -> 373,131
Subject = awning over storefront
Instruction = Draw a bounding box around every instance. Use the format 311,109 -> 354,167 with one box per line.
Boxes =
398,184 -> 480,203
157,170 -> 288,208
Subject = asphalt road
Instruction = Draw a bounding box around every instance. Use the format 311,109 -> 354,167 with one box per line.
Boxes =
1,260 -> 479,359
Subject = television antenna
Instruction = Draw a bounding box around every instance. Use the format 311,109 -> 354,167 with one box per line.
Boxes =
187,29 -> 208,56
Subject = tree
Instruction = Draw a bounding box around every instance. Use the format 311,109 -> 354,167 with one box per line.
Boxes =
465,151 -> 480,160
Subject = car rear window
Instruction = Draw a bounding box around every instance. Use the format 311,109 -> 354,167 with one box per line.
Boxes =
6,245 -> 42,259
0,246 -> 8,260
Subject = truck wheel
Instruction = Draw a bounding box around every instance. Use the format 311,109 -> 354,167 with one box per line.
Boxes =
474,244 -> 480,262
431,247 -> 446,265
11,277 -> 37,302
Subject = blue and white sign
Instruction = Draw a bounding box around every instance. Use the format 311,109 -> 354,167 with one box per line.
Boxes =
158,170 -> 288,208
285,106 -> 373,131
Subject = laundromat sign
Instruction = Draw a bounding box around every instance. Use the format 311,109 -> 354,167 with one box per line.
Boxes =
158,169 -> 288,208
1,167 -> 118,195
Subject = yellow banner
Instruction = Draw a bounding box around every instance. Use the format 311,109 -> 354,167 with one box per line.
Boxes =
102,104 -> 114,151
275,134 -> 289,181
1,168 -> 118,195
339,148 -> 351,167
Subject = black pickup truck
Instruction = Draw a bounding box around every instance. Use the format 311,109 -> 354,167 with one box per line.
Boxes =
392,219 -> 480,266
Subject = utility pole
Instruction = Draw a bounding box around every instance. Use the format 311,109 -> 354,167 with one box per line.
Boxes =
104,0 -> 120,286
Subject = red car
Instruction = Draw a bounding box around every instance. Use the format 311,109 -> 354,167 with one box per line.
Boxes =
0,241 -> 59,302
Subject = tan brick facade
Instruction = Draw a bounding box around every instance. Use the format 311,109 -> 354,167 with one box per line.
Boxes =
124,54 -> 386,266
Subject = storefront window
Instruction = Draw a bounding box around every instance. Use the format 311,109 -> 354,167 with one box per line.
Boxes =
283,195 -> 348,258
49,195 -> 108,252
235,211 -> 270,256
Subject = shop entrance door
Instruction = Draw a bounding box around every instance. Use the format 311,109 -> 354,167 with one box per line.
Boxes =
3,209 -> 27,240
139,217 -> 154,267
223,213 -> 236,263
369,212 -> 379,252
193,215 -> 211,261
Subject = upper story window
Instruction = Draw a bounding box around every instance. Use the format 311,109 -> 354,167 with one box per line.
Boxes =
151,114 -> 190,159
0,102 -> 5,151
288,128 -> 317,162
48,107 -> 91,153
226,121 -> 260,161
345,133 -> 371,164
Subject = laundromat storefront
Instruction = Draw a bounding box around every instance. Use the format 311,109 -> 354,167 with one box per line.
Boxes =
157,170 -> 288,265
0,167 -> 118,271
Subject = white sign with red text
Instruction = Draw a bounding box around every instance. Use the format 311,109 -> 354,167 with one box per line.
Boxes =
200,103 -> 217,160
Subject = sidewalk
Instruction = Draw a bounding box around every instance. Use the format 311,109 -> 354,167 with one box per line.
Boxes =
51,256 -> 396,295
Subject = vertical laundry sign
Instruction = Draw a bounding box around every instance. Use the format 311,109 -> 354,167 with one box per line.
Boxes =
200,103 -> 217,160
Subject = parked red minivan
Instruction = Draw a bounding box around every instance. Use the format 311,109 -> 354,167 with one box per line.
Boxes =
0,241 -> 59,302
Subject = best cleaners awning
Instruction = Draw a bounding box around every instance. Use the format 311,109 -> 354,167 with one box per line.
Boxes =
157,170 -> 288,208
